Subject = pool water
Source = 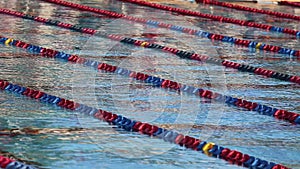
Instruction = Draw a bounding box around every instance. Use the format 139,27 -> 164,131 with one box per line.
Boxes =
0,0 -> 299,168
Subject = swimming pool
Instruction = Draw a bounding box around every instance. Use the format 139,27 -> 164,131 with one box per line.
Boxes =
0,0 -> 299,168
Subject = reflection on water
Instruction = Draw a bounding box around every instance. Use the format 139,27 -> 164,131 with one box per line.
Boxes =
0,0 -> 299,169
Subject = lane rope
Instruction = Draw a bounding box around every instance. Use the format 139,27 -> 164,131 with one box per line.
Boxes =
1,8 -> 300,86
0,79 -> 292,169
1,35 -> 299,125
116,0 -> 300,36
0,155 -> 36,169
37,0 -> 300,57
279,1 -> 300,7
194,0 -> 300,21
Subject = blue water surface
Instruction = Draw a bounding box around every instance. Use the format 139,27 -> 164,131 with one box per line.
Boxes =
0,0 -> 299,168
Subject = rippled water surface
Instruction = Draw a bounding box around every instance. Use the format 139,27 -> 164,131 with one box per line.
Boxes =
0,0 -> 299,168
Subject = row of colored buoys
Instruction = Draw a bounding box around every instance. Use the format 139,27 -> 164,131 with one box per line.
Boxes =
0,80 -> 291,169
194,0 -> 300,21
0,155 -> 36,169
116,0 -> 300,36
0,8 -> 300,86
1,36 -> 299,125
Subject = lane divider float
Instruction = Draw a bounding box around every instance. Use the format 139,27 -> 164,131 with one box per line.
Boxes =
278,1 -> 300,8
0,155 -> 36,169
0,79 -> 292,169
117,0 -> 300,36
194,0 -> 300,21
38,0 -> 300,57
1,35 -> 299,125
1,8 -> 300,86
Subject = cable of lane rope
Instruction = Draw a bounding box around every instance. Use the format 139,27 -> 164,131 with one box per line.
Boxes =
0,79 -> 293,169
278,1 -> 300,7
38,0 -> 300,57
190,0 -> 300,8
192,0 -> 300,20
0,155 -> 36,169
1,35 -> 299,125
116,0 -> 300,36
1,9 -> 300,86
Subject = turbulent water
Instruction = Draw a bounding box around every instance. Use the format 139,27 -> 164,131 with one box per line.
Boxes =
0,0 -> 299,168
